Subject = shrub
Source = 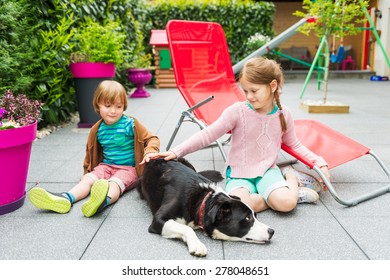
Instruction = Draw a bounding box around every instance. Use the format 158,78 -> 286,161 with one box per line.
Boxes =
71,19 -> 127,65
0,0 -> 38,93
145,0 -> 275,64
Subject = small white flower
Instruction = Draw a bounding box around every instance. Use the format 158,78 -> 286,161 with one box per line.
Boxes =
0,120 -> 20,128
247,33 -> 271,45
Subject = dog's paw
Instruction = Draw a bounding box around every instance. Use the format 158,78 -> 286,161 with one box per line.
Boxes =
188,241 -> 208,257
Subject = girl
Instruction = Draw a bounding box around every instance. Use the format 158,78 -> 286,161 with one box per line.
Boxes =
29,80 -> 160,217
151,57 -> 330,213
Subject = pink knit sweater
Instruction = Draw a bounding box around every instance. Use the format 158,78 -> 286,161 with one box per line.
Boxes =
171,102 -> 327,178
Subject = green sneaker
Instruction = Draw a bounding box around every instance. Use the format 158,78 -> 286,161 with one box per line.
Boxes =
29,187 -> 71,214
82,179 -> 109,217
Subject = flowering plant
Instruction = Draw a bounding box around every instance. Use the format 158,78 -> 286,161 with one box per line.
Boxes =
245,33 -> 277,60
0,90 -> 43,130
246,33 -> 272,51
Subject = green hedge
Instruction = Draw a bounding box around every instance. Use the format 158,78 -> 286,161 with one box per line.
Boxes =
1,0 -> 275,127
1,0 -> 148,127
33,0 -> 150,126
145,0 -> 275,64
0,0 -> 37,94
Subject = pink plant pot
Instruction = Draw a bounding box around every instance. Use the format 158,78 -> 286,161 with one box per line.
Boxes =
70,62 -> 116,78
0,122 -> 37,215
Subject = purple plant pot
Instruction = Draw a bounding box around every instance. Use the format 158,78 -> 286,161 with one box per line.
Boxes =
127,68 -> 152,98
0,122 -> 37,215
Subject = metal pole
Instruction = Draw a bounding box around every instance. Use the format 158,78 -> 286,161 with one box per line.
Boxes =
232,18 -> 309,74
300,35 -> 327,99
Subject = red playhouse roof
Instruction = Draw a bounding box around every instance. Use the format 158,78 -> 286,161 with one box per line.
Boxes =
149,30 -> 168,46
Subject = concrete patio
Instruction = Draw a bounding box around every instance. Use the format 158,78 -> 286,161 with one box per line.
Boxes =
1,78 -> 390,265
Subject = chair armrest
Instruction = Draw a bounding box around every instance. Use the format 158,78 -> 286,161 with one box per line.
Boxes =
281,143 -> 315,169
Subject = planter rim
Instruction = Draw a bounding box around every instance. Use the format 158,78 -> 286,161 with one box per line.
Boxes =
70,62 -> 116,78
0,121 -> 37,149
126,68 -> 153,72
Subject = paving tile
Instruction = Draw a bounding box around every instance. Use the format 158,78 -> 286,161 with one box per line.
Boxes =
3,79 -> 390,261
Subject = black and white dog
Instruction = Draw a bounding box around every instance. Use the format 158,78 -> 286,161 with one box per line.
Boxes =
136,158 -> 274,257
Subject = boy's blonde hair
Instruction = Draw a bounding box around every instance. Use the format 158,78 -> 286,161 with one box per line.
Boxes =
93,80 -> 128,113
239,57 -> 287,132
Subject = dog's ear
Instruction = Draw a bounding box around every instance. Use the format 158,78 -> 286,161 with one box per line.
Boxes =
208,201 -> 232,224
229,194 -> 241,200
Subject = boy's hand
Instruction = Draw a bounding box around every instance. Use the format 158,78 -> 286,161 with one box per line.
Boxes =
139,153 -> 158,165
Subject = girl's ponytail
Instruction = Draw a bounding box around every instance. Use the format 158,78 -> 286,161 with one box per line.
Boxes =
275,94 -> 287,132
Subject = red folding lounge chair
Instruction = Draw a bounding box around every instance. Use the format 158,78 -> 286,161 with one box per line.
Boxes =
282,119 -> 390,206
165,20 -> 245,160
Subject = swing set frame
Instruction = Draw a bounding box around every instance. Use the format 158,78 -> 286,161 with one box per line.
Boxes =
299,1 -> 390,100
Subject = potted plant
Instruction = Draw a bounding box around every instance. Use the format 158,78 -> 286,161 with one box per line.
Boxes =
125,53 -> 154,98
122,20 -> 154,98
0,90 -> 42,215
294,0 -> 368,113
70,19 -> 126,127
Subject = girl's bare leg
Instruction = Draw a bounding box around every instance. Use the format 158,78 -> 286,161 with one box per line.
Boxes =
267,173 -> 299,212
229,187 -> 269,213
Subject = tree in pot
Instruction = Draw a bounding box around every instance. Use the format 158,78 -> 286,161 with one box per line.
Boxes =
70,18 -> 126,127
294,0 -> 368,113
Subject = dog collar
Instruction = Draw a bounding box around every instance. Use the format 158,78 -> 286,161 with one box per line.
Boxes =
198,191 -> 212,230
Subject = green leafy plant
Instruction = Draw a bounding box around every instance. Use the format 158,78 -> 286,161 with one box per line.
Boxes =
31,10 -> 77,126
124,53 -> 153,69
71,18 -> 126,65
0,0 -> 37,93
294,0 -> 368,38
122,13 -> 152,69
146,0 -> 275,64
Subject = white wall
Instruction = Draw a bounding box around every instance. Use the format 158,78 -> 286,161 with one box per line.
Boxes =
374,0 -> 390,76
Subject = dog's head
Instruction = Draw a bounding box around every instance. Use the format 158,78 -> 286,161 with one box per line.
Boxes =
203,191 -> 274,244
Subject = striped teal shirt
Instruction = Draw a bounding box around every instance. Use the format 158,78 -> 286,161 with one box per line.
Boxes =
98,115 -> 135,166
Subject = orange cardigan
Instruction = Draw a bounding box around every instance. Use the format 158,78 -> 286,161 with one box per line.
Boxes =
83,116 -> 160,177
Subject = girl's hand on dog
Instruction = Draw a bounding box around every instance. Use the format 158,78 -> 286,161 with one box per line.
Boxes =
140,151 -> 177,165
154,151 -> 177,161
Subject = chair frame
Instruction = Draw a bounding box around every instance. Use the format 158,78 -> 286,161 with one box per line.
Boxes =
165,20 -> 244,161
282,121 -> 390,206
166,20 -> 390,207
165,95 -> 229,161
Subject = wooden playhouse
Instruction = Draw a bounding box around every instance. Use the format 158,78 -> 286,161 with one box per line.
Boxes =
149,30 -> 176,88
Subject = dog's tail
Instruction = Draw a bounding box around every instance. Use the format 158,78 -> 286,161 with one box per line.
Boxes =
198,170 -> 224,183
